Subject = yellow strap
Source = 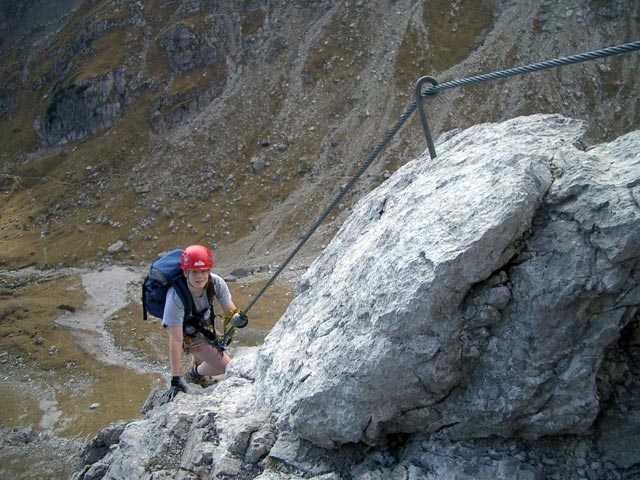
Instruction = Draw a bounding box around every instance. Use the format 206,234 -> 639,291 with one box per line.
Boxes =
223,308 -> 239,330
217,308 -> 240,345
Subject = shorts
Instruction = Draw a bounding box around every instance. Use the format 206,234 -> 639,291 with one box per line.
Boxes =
183,332 -> 218,353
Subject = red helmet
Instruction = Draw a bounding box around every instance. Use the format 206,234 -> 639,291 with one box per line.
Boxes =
180,245 -> 214,270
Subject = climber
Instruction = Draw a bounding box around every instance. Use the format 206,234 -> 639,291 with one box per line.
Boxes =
160,244 -> 247,403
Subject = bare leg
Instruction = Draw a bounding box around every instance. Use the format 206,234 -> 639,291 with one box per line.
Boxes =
191,345 -> 230,376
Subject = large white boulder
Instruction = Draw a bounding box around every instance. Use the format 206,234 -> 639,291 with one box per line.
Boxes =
253,114 -> 640,447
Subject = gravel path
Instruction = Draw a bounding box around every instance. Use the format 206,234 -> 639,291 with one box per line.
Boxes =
56,266 -> 159,373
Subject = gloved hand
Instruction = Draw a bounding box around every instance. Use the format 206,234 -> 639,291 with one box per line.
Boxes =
160,376 -> 187,404
232,312 -> 249,328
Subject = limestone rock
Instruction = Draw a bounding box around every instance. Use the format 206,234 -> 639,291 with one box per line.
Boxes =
39,69 -> 141,145
253,114 -> 640,448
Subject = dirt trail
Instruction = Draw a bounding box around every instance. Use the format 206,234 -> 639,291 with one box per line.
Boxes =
56,266 -> 159,373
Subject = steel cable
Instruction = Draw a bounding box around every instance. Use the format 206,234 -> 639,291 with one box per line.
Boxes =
420,40 -> 640,99
243,103 -> 416,313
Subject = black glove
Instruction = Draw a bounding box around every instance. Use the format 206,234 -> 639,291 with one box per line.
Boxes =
232,312 -> 249,328
160,376 -> 187,404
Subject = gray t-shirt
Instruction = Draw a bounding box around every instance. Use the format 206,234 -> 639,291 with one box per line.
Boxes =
162,273 -> 232,328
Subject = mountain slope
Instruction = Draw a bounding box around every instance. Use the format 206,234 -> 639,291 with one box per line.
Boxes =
1,0 -> 639,270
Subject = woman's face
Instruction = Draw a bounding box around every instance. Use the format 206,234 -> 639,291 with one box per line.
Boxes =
185,269 -> 210,289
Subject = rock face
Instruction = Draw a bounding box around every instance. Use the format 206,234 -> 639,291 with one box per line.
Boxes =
253,113 -> 640,448
72,115 -> 640,479
39,68 -> 145,145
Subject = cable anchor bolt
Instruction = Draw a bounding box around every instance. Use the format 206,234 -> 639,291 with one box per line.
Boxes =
415,76 -> 439,159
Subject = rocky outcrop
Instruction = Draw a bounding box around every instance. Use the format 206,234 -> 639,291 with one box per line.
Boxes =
149,81 -> 225,134
158,20 -> 228,75
38,68 -> 145,145
254,114 -> 640,447
72,115 -> 640,480
0,422 -> 82,479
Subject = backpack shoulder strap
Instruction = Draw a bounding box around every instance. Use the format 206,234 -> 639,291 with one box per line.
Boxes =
171,276 -> 196,322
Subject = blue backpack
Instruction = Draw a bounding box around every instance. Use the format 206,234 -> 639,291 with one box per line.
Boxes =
142,249 -> 214,323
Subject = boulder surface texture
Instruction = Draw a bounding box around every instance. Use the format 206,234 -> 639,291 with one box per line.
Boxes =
254,113 -> 640,448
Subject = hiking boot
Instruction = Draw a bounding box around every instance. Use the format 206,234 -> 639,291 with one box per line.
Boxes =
185,364 -> 207,387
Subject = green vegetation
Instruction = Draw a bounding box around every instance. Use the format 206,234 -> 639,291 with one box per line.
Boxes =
303,3 -> 371,90
424,0 -> 497,72
0,275 -> 84,367
72,27 -> 136,83
0,272 -> 163,440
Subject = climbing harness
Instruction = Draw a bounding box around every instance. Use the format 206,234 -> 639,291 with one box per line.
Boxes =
243,40 -> 640,315
182,308 -> 243,356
